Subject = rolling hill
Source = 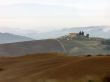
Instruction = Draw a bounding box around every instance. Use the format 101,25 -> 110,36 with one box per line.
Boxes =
0,33 -> 33,44
0,39 -> 64,56
24,26 -> 110,39
0,30 -> 110,56
58,35 -> 110,55
0,35 -> 110,56
0,53 -> 110,82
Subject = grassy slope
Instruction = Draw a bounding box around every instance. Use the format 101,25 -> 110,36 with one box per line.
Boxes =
0,53 -> 110,82
58,37 -> 110,55
0,39 -> 64,56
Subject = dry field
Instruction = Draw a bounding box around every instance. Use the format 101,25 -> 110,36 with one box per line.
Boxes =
0,53 -> 110,82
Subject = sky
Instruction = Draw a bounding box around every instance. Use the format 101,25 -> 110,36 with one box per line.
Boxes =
0,0 -> 110,32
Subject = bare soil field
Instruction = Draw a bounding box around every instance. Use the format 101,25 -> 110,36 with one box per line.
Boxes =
0,53 -> 110,82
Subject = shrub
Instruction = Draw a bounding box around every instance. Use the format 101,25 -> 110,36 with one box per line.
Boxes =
86,54 -> 92,57
97,54 -> 104,56
106,54 -> 110,56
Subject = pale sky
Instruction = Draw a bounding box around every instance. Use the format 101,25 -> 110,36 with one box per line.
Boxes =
0,0 -> 110,32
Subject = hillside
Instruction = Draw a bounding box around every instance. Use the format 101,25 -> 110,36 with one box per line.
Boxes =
0,33 -> 33,44
0,39 -> 64,56
58,34 -> 110,55
0,33 -> 110,56
25,26 -> 110,39
0,53 -> 110,82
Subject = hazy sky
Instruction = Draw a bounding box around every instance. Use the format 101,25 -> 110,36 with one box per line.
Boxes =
0,0 -> 110,32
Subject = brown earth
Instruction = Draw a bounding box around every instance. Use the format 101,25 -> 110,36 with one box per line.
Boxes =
0,53 -> 110,82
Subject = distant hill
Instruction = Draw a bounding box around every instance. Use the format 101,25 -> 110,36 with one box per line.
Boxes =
0,34 -> 110,56
29,26 -> 110,39
58,33 -> 110,55
0,33 -> 33,44
0,39 -> 64,56
1,26 -> 110,40
0,31 -> 110,56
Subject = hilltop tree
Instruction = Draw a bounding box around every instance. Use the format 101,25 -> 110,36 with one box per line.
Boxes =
82,31 -> 84,36
79,31 -> 82,35
86,34 -> 89,38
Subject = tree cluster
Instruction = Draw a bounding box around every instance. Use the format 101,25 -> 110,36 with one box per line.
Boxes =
78,31 -> 89,38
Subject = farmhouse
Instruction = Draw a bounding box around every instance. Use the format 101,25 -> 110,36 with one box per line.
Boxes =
66,31 -> 89,40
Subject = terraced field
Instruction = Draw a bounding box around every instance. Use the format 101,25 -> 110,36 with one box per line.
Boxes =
0,53 -> 110,82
